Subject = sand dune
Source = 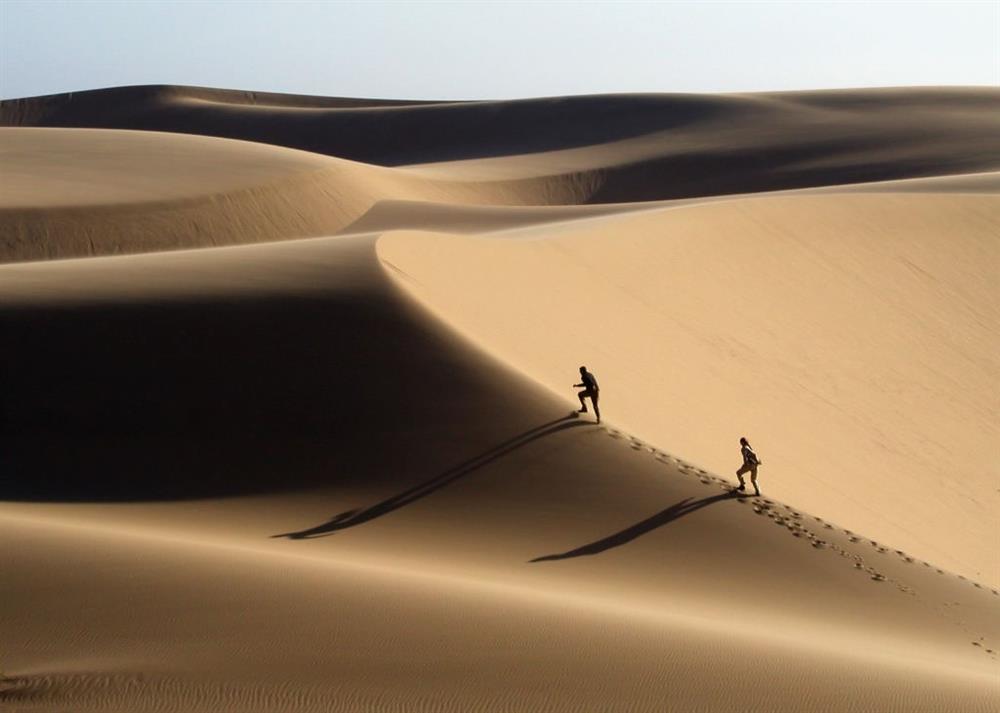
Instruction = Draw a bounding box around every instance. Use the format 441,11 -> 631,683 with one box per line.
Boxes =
4,85 -> 999,197
1,86 -> 998,711
0,127 -> 602,263
3,234 -> 998,712
378,190 -> 1000,587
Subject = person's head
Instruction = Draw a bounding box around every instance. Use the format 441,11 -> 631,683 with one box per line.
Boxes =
740,437 -> 749,446
579,366 -> 587,374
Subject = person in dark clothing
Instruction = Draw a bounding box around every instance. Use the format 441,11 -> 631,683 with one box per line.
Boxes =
735,436 -> 761,496
574,366 -> 601,423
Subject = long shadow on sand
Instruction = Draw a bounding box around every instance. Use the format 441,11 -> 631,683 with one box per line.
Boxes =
273,414 -> 588,540
531,491 -> 736,562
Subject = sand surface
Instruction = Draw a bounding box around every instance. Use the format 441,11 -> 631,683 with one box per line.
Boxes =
1,86 -> 998,711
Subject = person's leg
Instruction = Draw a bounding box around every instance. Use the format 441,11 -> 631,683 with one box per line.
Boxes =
750,466 -> 760,496
577,391 -> 589,412
592,392 -> 601,423
735,464 -> 748,490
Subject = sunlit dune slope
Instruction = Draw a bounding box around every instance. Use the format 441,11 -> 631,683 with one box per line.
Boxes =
3,85 -> 999,199
2,234 -> 997,712
378,190 -> 1000,587
2,85 -> 998,712
0,127 -> 598,262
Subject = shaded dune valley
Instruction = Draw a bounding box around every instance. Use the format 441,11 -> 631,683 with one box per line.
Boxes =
1,86 -> 999,712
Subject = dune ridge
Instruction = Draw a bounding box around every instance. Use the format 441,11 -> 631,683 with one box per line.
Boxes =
4,85 -> 999,194
2,234 -> 997,712
1,85 -> 998,712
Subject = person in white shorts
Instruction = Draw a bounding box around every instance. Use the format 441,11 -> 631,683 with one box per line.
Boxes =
735,437 -> 761,496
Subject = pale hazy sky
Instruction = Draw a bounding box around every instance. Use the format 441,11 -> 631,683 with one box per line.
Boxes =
1,0 -> 997,100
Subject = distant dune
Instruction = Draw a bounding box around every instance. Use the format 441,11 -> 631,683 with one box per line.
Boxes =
1,86 -> 997,712
4,85 -> 999,190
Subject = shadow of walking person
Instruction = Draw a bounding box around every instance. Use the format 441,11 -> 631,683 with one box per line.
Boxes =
274,413 -> 588,539
531,491 -> 735,562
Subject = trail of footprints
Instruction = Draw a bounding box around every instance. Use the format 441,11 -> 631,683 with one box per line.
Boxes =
603,425 -> 999,661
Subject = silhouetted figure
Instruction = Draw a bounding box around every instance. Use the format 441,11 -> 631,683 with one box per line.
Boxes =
574,366 -> 600,423
735,436 -> 761,496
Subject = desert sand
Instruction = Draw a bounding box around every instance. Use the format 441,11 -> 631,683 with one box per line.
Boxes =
1,86 -> 998,712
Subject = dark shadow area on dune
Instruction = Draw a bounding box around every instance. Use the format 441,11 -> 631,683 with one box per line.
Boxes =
0,276 -> 557,501
584,135 -> 998,203
531,491 -> 736,562
0,86 -> 740,164
3,86 -> 997,194
273,415 -> 587,539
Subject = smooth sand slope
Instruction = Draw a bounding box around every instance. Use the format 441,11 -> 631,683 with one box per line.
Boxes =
3,234 -> 998,712
4,85 -> 1000,195
1,87 -> 998,712
0,127 -> 602,263
379,190 -> 1000,587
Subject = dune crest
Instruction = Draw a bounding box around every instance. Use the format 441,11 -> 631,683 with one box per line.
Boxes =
2,86 -> 998,712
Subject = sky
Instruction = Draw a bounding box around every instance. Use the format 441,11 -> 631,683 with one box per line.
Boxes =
0,0 -> 997,100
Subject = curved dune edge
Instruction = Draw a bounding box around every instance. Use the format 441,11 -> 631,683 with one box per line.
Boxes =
342,171 -> 1000,238
5,123 -> 998,265
2,230 -> 997,712
3,86 -> 999,201
3,85 -> 999,712
376,190 -> 1000,588
0,127 -> 605,263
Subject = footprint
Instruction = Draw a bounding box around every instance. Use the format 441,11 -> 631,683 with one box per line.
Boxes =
871,573 -> 886,582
